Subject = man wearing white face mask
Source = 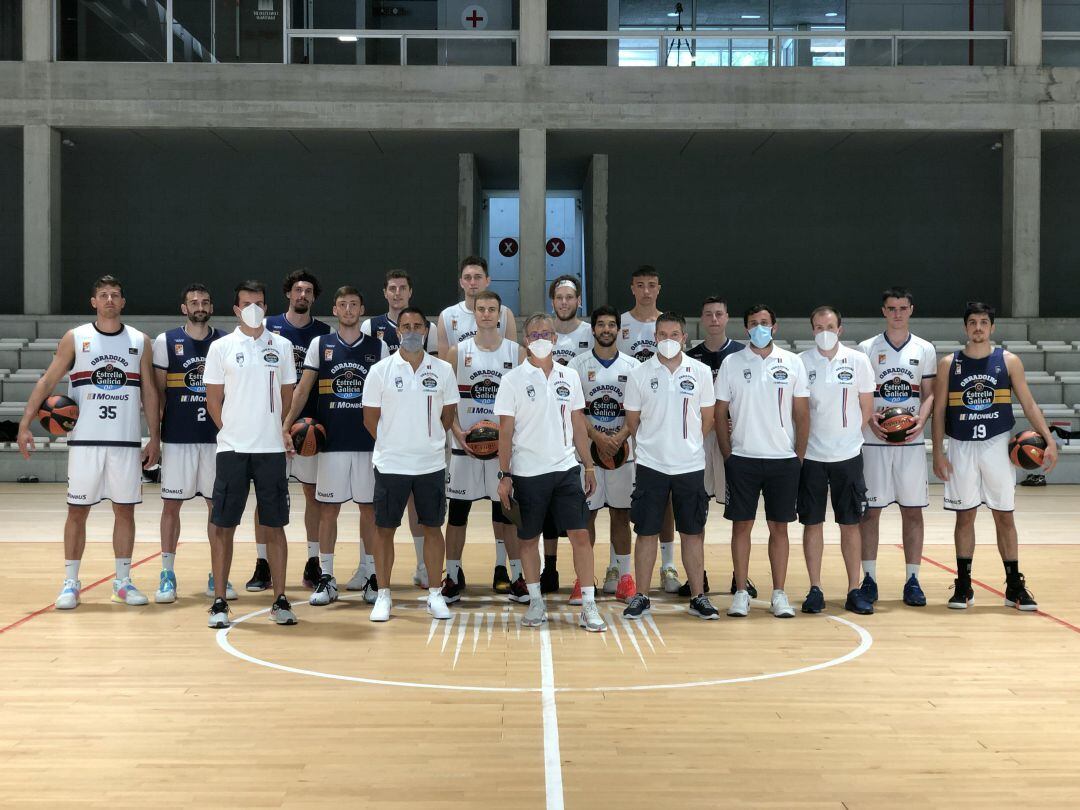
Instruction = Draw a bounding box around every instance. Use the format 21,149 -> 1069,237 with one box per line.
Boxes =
797,306 -> 876,616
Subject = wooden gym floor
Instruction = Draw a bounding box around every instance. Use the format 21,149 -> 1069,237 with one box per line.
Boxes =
2,483 -> 1080,809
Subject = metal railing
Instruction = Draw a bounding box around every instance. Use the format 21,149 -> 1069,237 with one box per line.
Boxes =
282,28 -> 520,65
548,30 -> 1014,67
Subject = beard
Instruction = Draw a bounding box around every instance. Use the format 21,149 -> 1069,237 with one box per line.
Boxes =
595,333 -> 616,347
556,310 -> 577,322
292,302 -> 310,314
188,312 -> 210,324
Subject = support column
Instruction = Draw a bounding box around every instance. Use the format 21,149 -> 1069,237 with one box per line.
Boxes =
519,0 -> 547,66
457,152 -> 480,278
1006,0 -> 1042,66
1002,129 -> 1040,317
583,154 -> 609,309
24,126 -> 62,315
22,0 -> 54,61
519,128 -> 547,316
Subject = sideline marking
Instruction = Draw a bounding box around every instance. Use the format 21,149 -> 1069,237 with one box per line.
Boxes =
539,623 -> 564,810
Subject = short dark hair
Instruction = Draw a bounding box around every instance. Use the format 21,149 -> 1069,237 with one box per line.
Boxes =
882,286 -> 913,305
631,265 -> 660,283
590,305 -> 619,330
334,285 -> 363,305
92,275 -> 124,297
963,301 -> 996,325
283,268 -> 322,299
181,283 -> 210,304
234,280 -> 267,307
398,306 -> 427,325
701,296 -> 728,311
383,269 -> 412,289
548,274 -> 581,299
656,311 -> 686,331
810,305 -> 842,327
743,304 -> 777,328
475,290 -> 502,307
459,256 -> 488,277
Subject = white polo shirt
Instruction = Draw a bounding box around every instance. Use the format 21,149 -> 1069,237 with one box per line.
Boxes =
362,351 -> 458,476
799,345 -> 876,463
203,327 -> 297,454
493,361 -> 585,478
624,354 -> 715,475
715,344 -> 810,460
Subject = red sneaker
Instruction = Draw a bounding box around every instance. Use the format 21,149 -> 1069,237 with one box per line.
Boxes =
568,578 -> 583,606
616,574 -> 636,603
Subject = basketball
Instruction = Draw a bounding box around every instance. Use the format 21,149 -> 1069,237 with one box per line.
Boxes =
465,420 -> 499,460
590,439 -> 628,470
1009,430 -> 1047,470
289,417 -> 326,457
880,406 -> 918,443
37,394 -> 80,435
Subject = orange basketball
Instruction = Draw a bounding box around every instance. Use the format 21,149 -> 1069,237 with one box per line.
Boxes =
38,395 -> 80,435
880,407 -> 917,443
465,420 -> 499,460
1008,430 -> 1047,470
289,418 -> 326,457
590,439 -> 628,470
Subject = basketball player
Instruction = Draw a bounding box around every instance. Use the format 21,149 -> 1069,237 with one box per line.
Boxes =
682,295 -> 753,599
362,308 -> 457,622
282,286 -> 388,607
931,302 -> 1056,610
617,265 -> 680,593
715,304 -> 809,619
152,283 -> 228,604
18,275 -> 160,610
858,287 -> 937,607
443,291 -> 528,603
568,306 -> 637,601
249,269 -> 331,593
204,281 -> 297,628
798,306 -> 876,615
361,269 -> 437,590
493,313 -> 606,632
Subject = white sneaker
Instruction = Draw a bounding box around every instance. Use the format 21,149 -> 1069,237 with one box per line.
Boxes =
309,574 -> 339,606
345,563 -> 368,591
426,591 -> 451,620
602,565 -> 620,595
522,598 -> 547,627
369,589 -> 392,622
55,578 -> 81,610
205,574 -> 238,600
362,575 -> 379,605
155,570 -> 177,604
660,565 -> 680,594
579,601 -> 607,632
413,565 -> 429,588
770,589 -> 795,619
728,589 -> 750,617
207,598 -> 230,629
111,577 -> 149,606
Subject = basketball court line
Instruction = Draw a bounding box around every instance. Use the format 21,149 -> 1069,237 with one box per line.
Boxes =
539,623 -> 564,810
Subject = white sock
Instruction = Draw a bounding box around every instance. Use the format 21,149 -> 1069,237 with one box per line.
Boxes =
307,540 -> 319,558
609,545 -> 617,566
905,563 -> 920,580
364,553 -> 376,570
64,559 -> 81,581
581,585 -> 596,604
495,538 -> 507,566
660,542 -> 675,568
256,543 -> 268,561
862,560 -> 877,581
161,552 -> 175,572
509,559 -> 523,580
428,586 -> 441,597
616,554 -> 631,577
115,557 -> 132,580
413,536 -> 425,564
320,552 -> 334,577
526,582 -> 542,601
447,559 -> 461,581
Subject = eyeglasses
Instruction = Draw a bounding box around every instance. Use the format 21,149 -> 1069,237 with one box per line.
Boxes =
527,331 -> 555,341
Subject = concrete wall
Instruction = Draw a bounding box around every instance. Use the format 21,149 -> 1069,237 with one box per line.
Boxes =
1041,136 -> 1080,317
0,127 -> 21,314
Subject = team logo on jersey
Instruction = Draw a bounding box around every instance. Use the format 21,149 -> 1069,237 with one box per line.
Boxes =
955,363 -> 962,375
503,362 -> 513,369
262,350 -> 280,365
526,385 -> 536,400
184,363 -> 206,393
332,369 -> 365,399
325,347 -> 333,361
618,375 -> 627,382
365,354 -> 377,363
589,393 -> 621,423
909,359 -> 919,366
837,369 -> 854,383
470,377 -> 499,405
881,375 -> 912,402
451,319 -> 458,331
878,353 -> 886,364
555,383 -> 572,399
128,347 -> 139,355
808,370 -> 817,383
961,381 -> 994,411
377,329 -> 385,340
743,368 -> 752,381
421,374 -> 439,389
679,379 -> 695,392
588,370 -> 596,381
235,353 -> 245,367
81,341 -> 91,353
173,343 -> 184,356
394,377 -> 404,391
771,368 -> 789,383
91,364 -> 127,390
464,354 -> 474,368
578,342 -> 589,349
622,328 -> 629,339
650,377 -> 658,391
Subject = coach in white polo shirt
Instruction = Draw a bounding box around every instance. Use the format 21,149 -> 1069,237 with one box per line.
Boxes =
797,306 -> 875,617
362,307 -> 458,624
715,303 -> 809,620
621,312 -> 718,622
203,280 -> 298,629
494,313 -> 606,633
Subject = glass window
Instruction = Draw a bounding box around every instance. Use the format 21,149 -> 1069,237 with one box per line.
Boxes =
58,0 -> 167,62
0,0 -> 20,61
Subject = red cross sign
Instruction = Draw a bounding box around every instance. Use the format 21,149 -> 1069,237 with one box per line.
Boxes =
462,5 -> 487,29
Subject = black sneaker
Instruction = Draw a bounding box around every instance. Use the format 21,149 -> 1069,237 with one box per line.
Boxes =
688,594 -> 720,620
728,574 -> 758,600
362,573 -> 379,605
859,573 -> 879,604
1004,574 -> 1037,611
540,566 -> 560,595
1019,474 -> 1046,487
442,574 -> 462,604
678,570 -> 710,598
303,556 -> 322,589
245,558 -> 272,592
844,588 -> 874,615
492,564 -> 511,594
947,578 -> 974,610
508,575 -> 531,604
622,593 -> 651,620
801,585 -> 825,614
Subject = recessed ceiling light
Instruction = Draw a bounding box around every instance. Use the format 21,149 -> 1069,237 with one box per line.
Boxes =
825,11 -> 839,17
667,11 -> 679,16
741,14 -> 762,19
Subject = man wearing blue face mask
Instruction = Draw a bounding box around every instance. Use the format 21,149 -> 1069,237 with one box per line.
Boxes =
714,304 -> 810,619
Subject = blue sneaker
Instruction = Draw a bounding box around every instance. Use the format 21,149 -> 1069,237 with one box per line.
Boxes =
902,574 -> 926,607
801,585 -> 826,614
845,588 -> 874,615
859,573 -> 878,604
206,573 -> 239,601
155,569 -> 177,604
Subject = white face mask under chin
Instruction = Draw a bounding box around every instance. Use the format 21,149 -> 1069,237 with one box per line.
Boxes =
656,339 -> 682,359
240,303 -> 264,329
815,330 -> 840,351
529,339 -> 553,359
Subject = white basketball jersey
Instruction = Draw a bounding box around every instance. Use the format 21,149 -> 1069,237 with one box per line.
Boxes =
617,312 -> 657,363
441,302 -> 510,346
454,337 -> 521,449
68,323 -> 146,446
859,332 -> 938,447
553,322 -> 594,366
568,350 -> 639,458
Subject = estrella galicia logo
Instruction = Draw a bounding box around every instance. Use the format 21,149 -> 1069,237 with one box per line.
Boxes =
332,369 -> 365,399
837,369 -> 854,383
881,376 -> 912,402
961,381 -> 994,411
470,377 -> 499,405
91,364 -> 126,390
771,369 -> 789,383
421,374 -> 438,389
679,379 -> 695,392
184,363 -> 206,393
555,383 -> 571,399
743,368 -> 751,381
526,384 -> 536,400
262,350 -> 280,365
589,394 -> 620,423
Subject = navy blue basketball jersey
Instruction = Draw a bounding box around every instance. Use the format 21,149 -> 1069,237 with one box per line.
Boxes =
687,338 -> 745,381
305,333 -> 387,452
946,347 -> 1014,441
266,313 -> 331,419
152,326 -> 226,444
